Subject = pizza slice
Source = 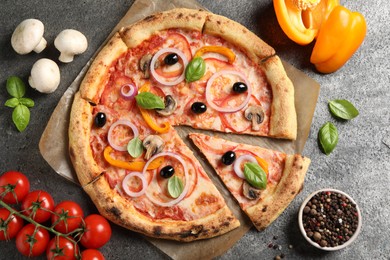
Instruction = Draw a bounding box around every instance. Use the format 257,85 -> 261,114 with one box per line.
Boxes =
189,133 -> 310,230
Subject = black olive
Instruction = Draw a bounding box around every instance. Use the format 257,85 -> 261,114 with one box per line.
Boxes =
160,165 -> 175,178
232,82 -> 248,93
94,112 -> 106,127
191,102 -> 207,114
222,151 -> 236,165
164,53 -> 179,65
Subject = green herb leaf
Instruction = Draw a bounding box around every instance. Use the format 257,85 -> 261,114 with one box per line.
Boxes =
6,76 -> 26,98
5,98 -> 20,108
127,137 -> 143,158
12,104 -> 30,132
318,122 -> 338,155
185,57 -> 206,82
135,92 -> 165,109
167,176 -> 184,199
243,162 -> 267,189
328,99 -> 359,120
19,98 -> 35,108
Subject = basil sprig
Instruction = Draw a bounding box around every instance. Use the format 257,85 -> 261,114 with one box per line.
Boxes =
167,176 -> 184,199
127,137 -> 143,158
185,57 -> 206,82
318,122 -> 338,155
135,92 -> 165,110
243,162 -> 267,190
328,99 -> 359,120
5,76 -> 34,132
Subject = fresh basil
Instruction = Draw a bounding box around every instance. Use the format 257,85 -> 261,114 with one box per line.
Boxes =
328,99 -> 359,120
243,162 -> 267,190
5,98 -> 20,108
19,98 -> 35,108
185,57 -> 206,82
127,137 -> 143,158
135,92 -> 165,109
167,176 -> 184,199
6,76 -> 26,98
318,122 -> 338,155
12,104 -> 30,132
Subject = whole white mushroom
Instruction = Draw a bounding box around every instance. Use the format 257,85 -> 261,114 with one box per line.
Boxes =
54,29 -> 88,63
11,19 -> 47,55
29,58 -> 61,93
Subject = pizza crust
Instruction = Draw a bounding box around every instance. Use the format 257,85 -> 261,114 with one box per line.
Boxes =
245,154 -> 310,230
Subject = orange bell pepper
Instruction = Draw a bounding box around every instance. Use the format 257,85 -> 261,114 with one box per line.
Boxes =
273,0 -> 339,45
255,156 -> 269,175
194,46 -> 236,63
310,5 -> 367,73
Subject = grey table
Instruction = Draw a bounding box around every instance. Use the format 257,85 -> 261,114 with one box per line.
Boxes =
0,0 -> 388,259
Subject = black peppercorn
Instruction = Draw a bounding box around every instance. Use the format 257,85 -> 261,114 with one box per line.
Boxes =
94,112 -> 106,127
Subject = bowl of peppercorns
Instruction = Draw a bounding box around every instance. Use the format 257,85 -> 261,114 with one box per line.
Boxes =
298,188 -> 362,251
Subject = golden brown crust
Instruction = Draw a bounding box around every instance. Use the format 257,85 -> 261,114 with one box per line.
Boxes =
79,32 -> 128,104
83,174 -> 240,242
203,12 -> 275,62
262,55 -> 297,140
245,155 -> 310,230
119,8 -> 208,48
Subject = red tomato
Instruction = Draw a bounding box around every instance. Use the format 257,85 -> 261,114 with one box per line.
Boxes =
81,249 -> 105,260
51,201 -> 84,233
15,223 -> 50,257
0,208 -> 24,240
0,171 -> 30,204
46,236 -> 78,260
80,214 -> 111,249
21,190 -> 55,223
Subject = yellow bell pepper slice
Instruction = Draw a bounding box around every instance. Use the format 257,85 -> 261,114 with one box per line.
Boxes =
255,156 -> 269,175
310,5 -> 367,73
137,84 -> 170,133
194,46 -> 236,63
104,146 -> 164,171
273,0 -> 339,45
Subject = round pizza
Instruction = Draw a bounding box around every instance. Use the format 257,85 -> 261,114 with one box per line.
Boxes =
69,8 -> 307,242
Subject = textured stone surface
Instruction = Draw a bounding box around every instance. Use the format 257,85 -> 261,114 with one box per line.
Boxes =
0,0 -> 389,259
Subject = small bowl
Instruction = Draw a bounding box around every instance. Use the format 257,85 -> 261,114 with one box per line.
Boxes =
298,188 -> 362,251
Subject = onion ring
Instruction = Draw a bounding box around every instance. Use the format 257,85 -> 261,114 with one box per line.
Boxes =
143,152 -> 189,207
150,48 -> 188,86
107,119 -> 139,152
122,171 -> 147,197
206,70 -> 252,113
120,83 -> 137,99
233,154 -> 258,179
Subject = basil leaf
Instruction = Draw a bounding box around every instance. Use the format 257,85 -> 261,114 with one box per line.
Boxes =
318,122 -> 338,155
135,92 -> 165,109
12,104 -> 30,132
243,162 -> 267,190
19,98 -> 35,108
5,98 -> 20,108
127,137 -> 143,158
6,76 -> 26,98
185,57 -> 206,82
328,99 -> 359,120
168,176 -> 184,199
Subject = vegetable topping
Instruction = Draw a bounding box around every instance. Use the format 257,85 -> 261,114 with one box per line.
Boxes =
221,151 -> 236,165
160,165 -> 175,179
191,102 -> 207,114
94,112 -> 106,128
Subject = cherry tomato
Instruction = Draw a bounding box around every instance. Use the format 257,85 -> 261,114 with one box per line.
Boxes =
15,223 -> 50,257
46,236 -> 78,260
81,249 -> 105,260
51,201 -> 84,233
80,214 -> 111,249
0,208 -> 24,240
21,190 -> 55,223
0,171 -> 30,204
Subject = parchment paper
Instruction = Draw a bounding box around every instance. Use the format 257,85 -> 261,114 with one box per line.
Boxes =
39,0 -> 320,259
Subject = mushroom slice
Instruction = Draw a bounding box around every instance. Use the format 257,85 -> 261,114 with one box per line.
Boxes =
242,181 -> 263,200
244,105 -> 265,131
156,95 -> 177,116
143,135 -> 164,160
139,54 -> 153,79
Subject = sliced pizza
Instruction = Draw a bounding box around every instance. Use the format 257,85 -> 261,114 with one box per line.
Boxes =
189,133 -> 310,230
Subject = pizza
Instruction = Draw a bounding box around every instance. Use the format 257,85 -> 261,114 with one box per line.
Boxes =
189,133 -> 311,230
68,8 -> 306,241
